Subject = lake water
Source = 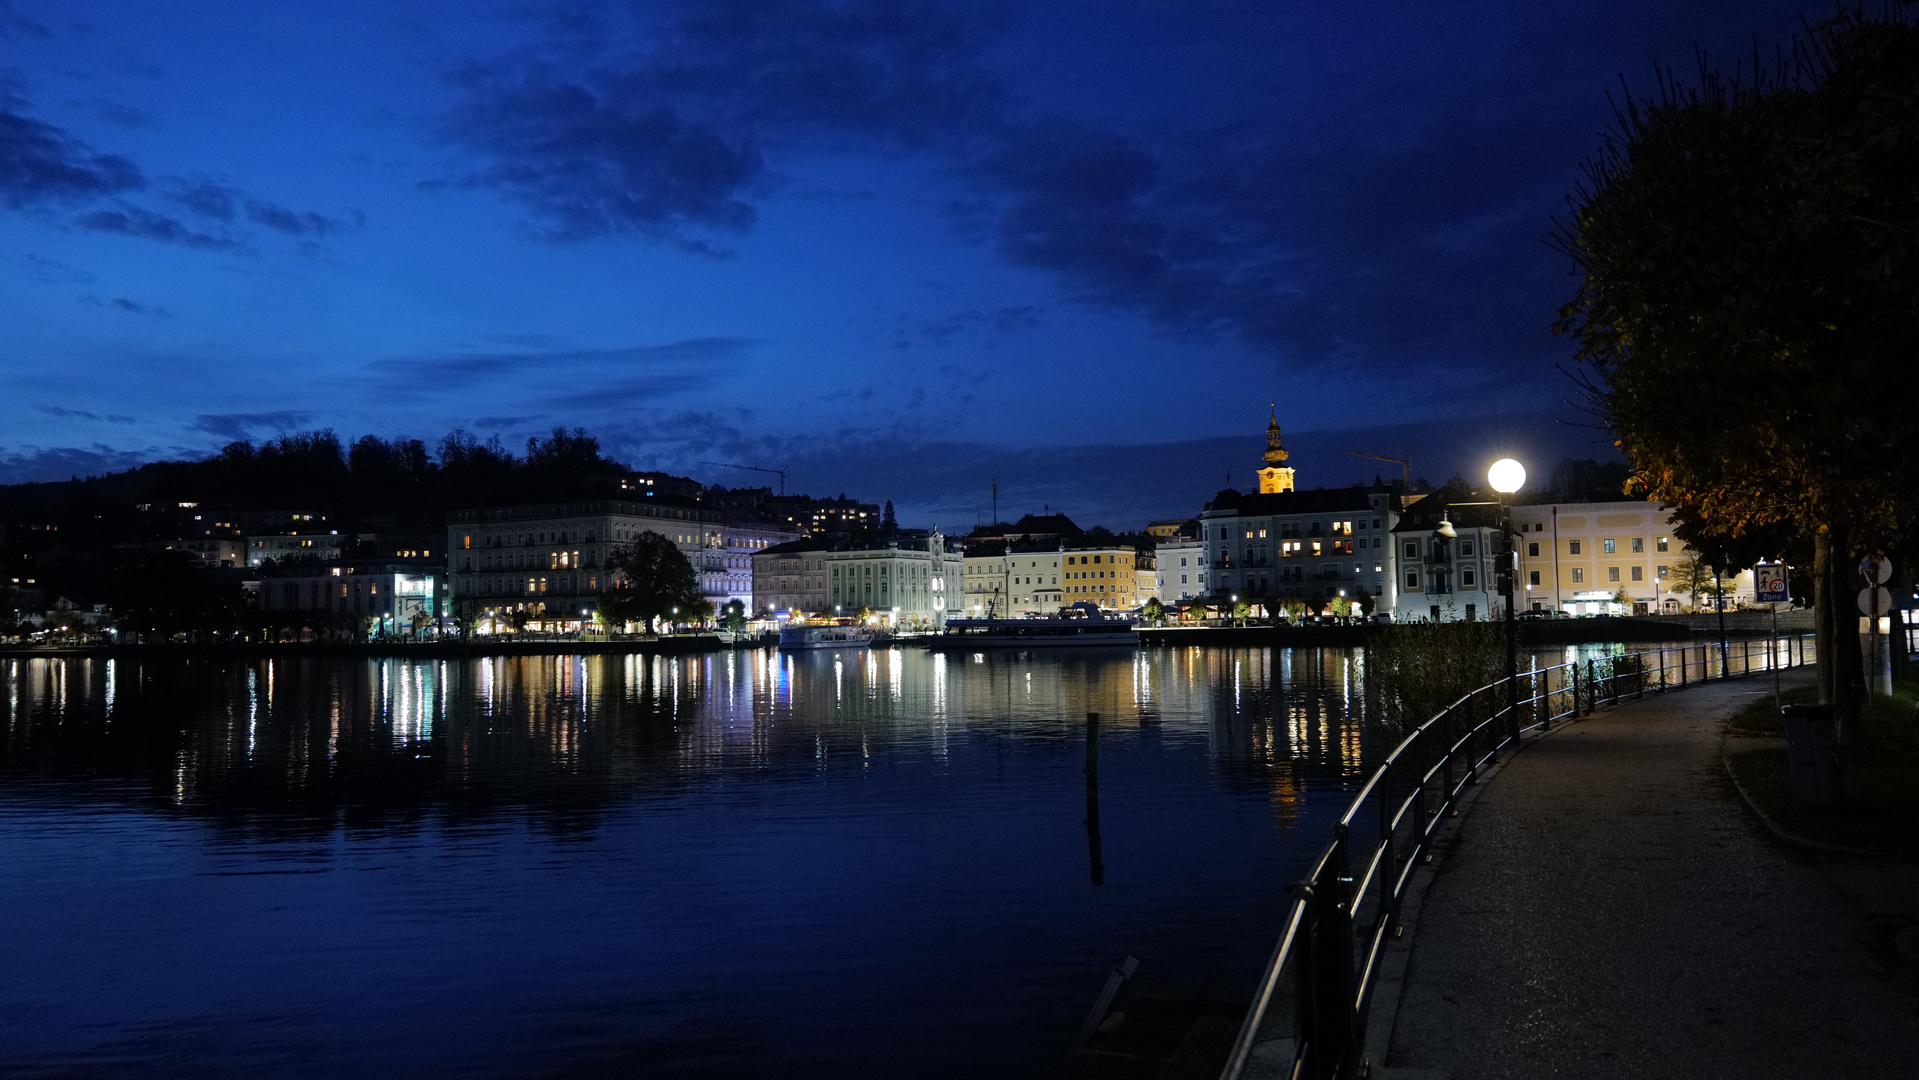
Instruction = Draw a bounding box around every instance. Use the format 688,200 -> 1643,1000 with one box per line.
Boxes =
0,647 -> 1393,1078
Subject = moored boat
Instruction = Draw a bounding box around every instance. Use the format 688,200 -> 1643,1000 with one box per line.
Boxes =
929,607 -> 1136,649
778,624 -> 875,651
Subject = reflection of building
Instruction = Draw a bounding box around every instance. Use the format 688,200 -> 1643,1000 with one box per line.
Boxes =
1156,539 -> 1208,602
1511,500 -> 1749,614
821,534 -> 964,627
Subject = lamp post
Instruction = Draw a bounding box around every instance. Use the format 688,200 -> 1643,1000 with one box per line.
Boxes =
1488,458 -> 1527,730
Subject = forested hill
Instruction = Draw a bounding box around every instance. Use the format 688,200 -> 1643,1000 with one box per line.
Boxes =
0,428 -> 664,532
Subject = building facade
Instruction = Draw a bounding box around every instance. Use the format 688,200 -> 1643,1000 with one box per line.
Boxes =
999,542 -> 1065,615
821,534 -> 964,628
1390,492 -> 1506,622
1156,539 -> 1209,603
1061,544 -> 1144,611
751,538 -> 835,616
447,499 -> 719,629
1510,500 -> 1752,614
248,532 -> 348,567
961,540 -> 1010,617
258,560 -> 443,636
1200,487 -> 1401,612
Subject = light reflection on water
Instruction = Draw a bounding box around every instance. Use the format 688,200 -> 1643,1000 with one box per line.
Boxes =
0,644 -> 1585,1079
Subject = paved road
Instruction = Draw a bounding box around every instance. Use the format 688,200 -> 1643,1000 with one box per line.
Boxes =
1384,675 -> 1919,1079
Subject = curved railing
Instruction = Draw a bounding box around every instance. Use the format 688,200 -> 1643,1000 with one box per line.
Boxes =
1218,633 -> 1814,1080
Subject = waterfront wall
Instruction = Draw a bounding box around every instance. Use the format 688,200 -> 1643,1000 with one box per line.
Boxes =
0,636 -> 726,661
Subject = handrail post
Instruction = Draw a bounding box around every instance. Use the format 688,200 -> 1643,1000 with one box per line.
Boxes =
1659,648 -> 1667,693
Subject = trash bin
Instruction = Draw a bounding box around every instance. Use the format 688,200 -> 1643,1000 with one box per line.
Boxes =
1781,704 -> 1841,807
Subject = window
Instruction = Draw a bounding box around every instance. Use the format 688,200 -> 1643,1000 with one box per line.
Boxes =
1572,568 -> 1584,583
1607,566 -> 1620,582
1631,566 -> 1644,581
1404,541 -> 1419,558
1657,565 -> 1669,579
1602,538 -> 1616,554
1460,539 -> 1475,557
1461,567 -> 1477,587
1405,569 -> 1421,589
1569,540 -> 1582,555
1527,541 -> 1540,557
1657,536 -> 1670,552
1631,537 -> 1644,553
1528,570 -> 1541,586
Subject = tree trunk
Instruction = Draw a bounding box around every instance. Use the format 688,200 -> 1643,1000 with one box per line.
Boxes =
1816,527 -> 1834,705
1816,523 -> 1865,727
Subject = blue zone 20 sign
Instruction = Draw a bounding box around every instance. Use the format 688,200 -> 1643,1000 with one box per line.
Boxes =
1754,564 -> 1789,604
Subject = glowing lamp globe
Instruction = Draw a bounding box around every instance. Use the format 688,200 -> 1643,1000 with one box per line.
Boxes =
1488,458 -> 1526,495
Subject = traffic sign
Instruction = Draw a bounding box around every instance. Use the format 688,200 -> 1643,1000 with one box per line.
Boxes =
1860,555 -> 1892,586
1754,563 -> 1789,604
1859,587 -> 1893,616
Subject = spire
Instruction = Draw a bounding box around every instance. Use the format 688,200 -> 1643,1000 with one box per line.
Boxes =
1263,404 -> 1289,467
1257,405 -> 1296,494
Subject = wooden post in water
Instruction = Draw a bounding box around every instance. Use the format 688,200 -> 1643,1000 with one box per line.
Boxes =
1085,711 -> 1104,886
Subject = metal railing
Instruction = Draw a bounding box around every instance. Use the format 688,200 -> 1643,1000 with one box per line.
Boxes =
1218,633 -> 1815,1080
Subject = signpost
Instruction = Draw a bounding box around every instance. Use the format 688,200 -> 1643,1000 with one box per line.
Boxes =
1859,556 -> 1895,697
1756,562 -> 1789,705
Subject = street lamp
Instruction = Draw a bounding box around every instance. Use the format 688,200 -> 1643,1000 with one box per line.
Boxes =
1489,458 -> 1527,733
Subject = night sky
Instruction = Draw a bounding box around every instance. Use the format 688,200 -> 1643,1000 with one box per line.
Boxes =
0,1 -> 1810,526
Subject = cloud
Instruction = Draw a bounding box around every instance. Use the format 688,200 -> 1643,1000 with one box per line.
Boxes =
36,405 -> 137,423
0,77 -> 144,208
74,204 -> 247,252
16,252 -> 94,283
77,293 -> 169,316
914,304 -> 1040,344
369,337 -> 760,394
437,0 -> 1004,245
0,444 -> 151,485
70,98 -> 156,128
0,2 -> 49,39
191,411 -> 313,441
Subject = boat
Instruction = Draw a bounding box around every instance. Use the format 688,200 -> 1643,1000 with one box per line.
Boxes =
778,624 -> 875,651
929,605 -> 1137,649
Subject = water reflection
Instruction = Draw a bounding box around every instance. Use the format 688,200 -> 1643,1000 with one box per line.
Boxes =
0,645 -> 1427,1080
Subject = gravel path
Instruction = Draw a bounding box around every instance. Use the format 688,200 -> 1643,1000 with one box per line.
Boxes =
1383,675 -> 1919,1079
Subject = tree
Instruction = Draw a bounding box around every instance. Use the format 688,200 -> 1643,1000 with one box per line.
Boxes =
881,501 -> 897,533
600,531 -> 706,633
722,599 -> 747,634
1556,9 -> 1919,715
1141,597 -> 1165,625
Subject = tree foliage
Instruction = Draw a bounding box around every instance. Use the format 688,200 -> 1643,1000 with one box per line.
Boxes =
1555,8 -> 1919,554
600,531 -> 708,632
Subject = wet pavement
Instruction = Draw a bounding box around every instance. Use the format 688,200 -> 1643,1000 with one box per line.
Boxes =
1382,675 -> 1919,1079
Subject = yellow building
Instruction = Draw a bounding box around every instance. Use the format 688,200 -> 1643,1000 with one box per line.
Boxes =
1061,546 -> 1142,610
1256,409 -> 1295,494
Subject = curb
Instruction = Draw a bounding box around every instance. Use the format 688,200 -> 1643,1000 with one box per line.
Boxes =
1719,748 -> 1906,861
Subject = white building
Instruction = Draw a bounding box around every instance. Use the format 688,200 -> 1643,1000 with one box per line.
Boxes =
1156,539 -> 1209,603
1390,493 -> 1505,622
821,534 -> 964,628
259,561 -> 443,636
961,541 -> 1011,617
1199,487 -> 1401,614
998,542 -> 1065,616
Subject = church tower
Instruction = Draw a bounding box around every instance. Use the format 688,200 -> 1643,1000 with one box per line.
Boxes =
1257,407 -> 1295,494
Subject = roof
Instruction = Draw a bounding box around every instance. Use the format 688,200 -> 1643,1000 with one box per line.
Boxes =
759,537 -> 838,556
1391,488 -> 1505,533
1008,513 -> 1082,536
1204,486 -> 1390,517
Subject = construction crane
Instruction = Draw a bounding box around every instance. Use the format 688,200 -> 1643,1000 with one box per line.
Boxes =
1343,449 -> 1411,491
699,461 -> 790,495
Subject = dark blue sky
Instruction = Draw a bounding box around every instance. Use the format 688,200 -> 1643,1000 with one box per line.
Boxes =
0,0 -> 1809,525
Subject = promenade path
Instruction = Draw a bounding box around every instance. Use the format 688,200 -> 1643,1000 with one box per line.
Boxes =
1380,674 -> 1919,1079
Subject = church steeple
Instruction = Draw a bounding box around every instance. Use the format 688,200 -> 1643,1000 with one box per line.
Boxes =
1257,406 -> 1295,494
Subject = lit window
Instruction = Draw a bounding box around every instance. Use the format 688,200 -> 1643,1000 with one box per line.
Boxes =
1572,568 -> 1585,583
1631,537 -> 1644,553
1657,536 -> 1670,552
1603,538 -> 1616,554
